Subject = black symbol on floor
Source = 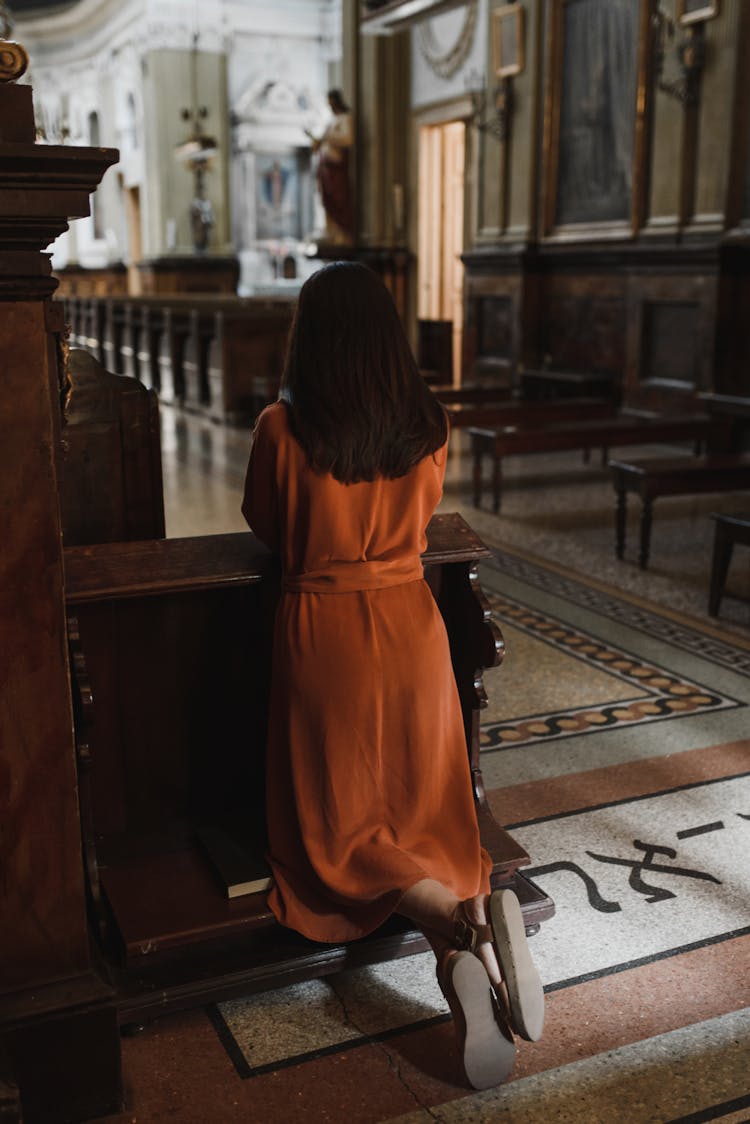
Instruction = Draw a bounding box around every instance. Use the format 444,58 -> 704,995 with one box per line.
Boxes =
676,820 -> 724,840
586,840 -> 722,904
524,861 -> 622,913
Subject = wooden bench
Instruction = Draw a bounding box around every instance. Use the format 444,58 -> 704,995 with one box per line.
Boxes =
709,512 -> 750,616
63,514 -> 553,1025
433,382 -> 513,406
520,368 -> 621,404
610,454 -> 750,569
447,396 -> 616,431
469,413 -> 725,513
206,300 -> 293,423
418,318 -> 453,383
102,298 -> 127,376
699,393 -> 750,453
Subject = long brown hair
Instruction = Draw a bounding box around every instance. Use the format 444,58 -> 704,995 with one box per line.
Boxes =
280,262 -> 447,483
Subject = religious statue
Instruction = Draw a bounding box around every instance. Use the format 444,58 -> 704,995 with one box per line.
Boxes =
190,194 -> 214,254
306,89 -> 354,246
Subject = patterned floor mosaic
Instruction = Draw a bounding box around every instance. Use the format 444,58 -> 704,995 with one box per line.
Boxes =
481,591 -> 741,750
485,549 -> 750,675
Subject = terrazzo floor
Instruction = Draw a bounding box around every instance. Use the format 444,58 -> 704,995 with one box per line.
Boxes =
94,406 -> 750,1124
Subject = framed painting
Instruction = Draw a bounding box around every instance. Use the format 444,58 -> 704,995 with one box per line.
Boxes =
541,0 -> 651,237
493,3 -> 525,79
254,151 -> 310,242
676,0 -> 719,25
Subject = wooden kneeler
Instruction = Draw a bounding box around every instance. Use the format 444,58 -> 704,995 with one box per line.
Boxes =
64,515 -> 554,1026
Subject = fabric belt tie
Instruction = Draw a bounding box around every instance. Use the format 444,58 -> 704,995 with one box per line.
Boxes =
282,556 -> 424,594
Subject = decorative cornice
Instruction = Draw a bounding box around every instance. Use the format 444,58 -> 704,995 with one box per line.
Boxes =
0,133 -> 119,299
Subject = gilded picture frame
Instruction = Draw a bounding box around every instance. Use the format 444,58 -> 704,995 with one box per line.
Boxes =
493,3 -> 525,79
541,0 -> 651,239
676,0 -> 719,25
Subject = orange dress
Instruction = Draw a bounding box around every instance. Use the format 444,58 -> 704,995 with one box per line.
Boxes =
242,401 -> 491,942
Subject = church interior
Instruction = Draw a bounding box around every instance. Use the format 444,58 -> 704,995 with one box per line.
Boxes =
1,0 -> 749,1120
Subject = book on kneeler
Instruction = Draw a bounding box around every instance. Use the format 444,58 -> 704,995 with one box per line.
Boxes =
196,826 -> 272,899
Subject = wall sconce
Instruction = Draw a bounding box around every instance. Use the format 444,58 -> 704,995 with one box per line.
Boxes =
467,75 -> 513,143
465,3 -> 523,143
652,6 -> 706,107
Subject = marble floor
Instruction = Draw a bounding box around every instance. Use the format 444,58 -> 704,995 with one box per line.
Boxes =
95,405 -> 750,1124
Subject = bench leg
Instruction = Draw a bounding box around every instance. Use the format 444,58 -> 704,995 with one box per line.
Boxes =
639,497 -> 654,570
601,445 -> 609,468
615,488 -> 627,559
709,524 -> 733,617
472,446 -> 483,509
582,448 -> 591,464
492,454 -> 503,514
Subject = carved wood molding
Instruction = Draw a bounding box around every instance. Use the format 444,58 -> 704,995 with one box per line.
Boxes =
0,38 -> 28,82
0,142 -> 119,300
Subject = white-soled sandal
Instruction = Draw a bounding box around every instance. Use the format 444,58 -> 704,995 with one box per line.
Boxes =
488,888 -> 545,1042
437,950 -> 516,1090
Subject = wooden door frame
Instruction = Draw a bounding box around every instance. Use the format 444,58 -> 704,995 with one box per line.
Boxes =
410,95 -> 477,380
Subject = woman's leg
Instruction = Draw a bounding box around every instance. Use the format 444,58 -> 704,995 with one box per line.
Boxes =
398,878 -> 502,987
401,878 -> 545,1043
405,885 -> 516,1091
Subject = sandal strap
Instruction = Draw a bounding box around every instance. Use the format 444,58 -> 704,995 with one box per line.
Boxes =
453,905 -> 493,953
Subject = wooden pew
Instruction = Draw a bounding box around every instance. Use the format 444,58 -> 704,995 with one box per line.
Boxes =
157,305 -> 191,403
64,514 -> 553,1024
207,300 -> 293,423
81,296 -> 106,364
433,383 -> 513,406
182,307 -> 214,412
119,302 -> 137,379
520,368 -> 621,404
609,454 -> 750,568
709,512 -> 750,616
699,393 -> 750,452
418,318 -> 453,383
102,298 -> 126,375
60,349 -> 165,545
446,396 -> 617,430
470,413 -> 727,512
136,304 -> 162,391
61,293 -> 295,424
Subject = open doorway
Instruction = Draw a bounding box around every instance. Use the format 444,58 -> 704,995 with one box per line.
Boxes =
417,119 -> 466,386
